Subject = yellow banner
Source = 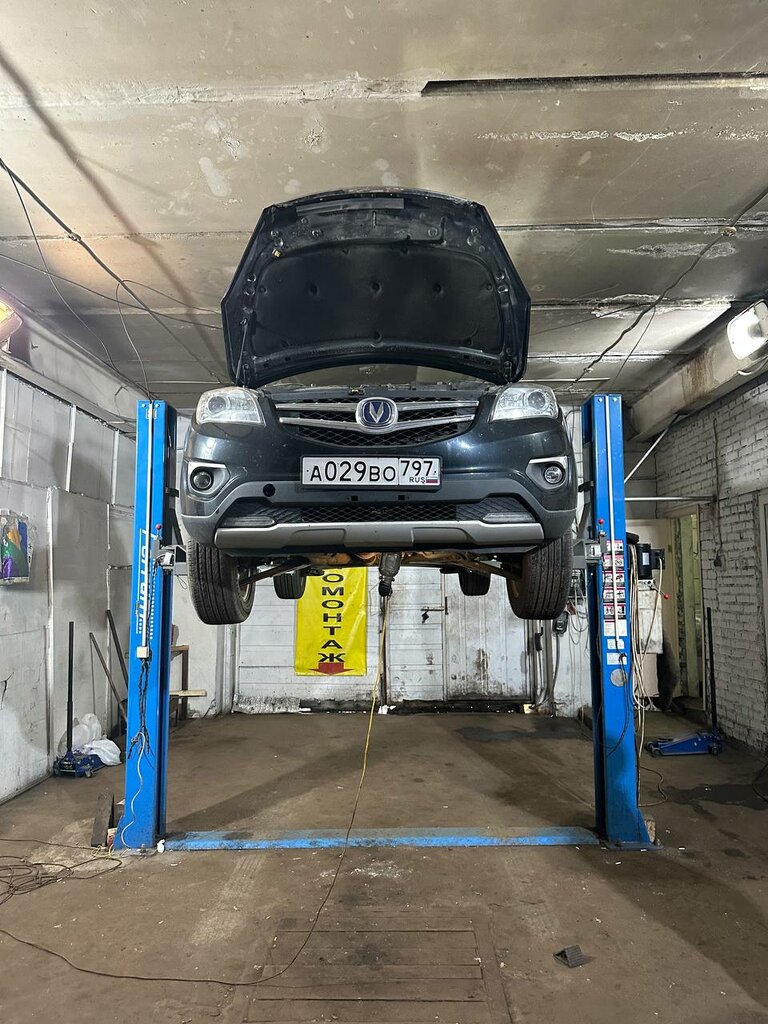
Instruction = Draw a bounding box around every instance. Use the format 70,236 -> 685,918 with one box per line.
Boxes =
295,568 -> 368,676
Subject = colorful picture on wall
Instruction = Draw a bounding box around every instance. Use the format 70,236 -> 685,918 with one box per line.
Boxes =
1,512 -> 32,584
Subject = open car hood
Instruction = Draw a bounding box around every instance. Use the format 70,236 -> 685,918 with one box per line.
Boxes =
222,189 -> 530,387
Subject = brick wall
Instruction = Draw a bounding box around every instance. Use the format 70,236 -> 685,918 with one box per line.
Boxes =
654,380 -> 768,752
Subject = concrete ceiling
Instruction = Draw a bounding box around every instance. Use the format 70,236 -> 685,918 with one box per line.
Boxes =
1,2 -> 768,410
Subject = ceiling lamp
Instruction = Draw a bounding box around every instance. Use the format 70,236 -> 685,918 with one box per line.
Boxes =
727,301 -> 768,360
0,299 -> 22,344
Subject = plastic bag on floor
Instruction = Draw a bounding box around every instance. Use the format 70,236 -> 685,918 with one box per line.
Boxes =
79,738 -> 121,766
57,712 -> 104,755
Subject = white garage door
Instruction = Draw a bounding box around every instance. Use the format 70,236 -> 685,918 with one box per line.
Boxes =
385,568 -> 530,702
235,567 -> 530,709
235,574 -> 381,712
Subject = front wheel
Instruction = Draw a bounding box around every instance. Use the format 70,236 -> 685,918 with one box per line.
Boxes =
504,534 -> 573,620
187,539 -> 255,624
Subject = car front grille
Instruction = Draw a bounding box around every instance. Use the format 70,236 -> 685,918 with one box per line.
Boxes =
291,421 -> 466,447
272,395 -> 480,447
220,495 -> 534,527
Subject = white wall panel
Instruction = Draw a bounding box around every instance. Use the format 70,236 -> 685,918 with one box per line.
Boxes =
0,480 -> 51,801
236,567 -> 533,707
236,575 -> 380,712
385,568 -> 445,702
171,579 -> 222,715
105,505 -> 134,721
112,432 -> 136,508
49,490 -> 111,747
70,410 -> 113,501
1,374 -> 70,489
0,372 -> 138,799
108,504 -> 133,568
443,573 -> 529,700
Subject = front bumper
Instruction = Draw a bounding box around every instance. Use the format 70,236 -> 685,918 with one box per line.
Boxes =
180,395 -> 577,557
182,472 -> 573,556
214,518 -> 544,554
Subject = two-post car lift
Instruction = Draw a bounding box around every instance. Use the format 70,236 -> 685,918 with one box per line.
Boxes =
114,394 -> 652,852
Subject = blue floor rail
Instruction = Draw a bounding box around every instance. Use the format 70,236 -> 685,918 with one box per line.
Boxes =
164,826 -> 602,851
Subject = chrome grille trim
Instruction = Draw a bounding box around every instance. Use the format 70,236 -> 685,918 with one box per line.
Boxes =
275,400 -> 478,413
277,413 -> 475,432
273,396 -> 480,445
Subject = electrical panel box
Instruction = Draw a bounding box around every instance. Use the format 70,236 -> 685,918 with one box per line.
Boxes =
636,580 -> 663,656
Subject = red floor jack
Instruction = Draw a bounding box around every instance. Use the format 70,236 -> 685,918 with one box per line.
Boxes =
646,607 -> 723,756
52,621 -> 105,778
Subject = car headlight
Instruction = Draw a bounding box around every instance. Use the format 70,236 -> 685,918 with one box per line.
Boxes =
490,385 -> 559,422
196,387 -> 264,425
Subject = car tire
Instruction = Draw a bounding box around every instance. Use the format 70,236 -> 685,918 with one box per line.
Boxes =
273,569 -> 307,600
187,539 -> 255,625
457,568 -> 491,596
505,533 -> 573,620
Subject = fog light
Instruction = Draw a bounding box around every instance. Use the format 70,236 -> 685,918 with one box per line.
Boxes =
191,468 -> 214,491
543,464 -> 565,486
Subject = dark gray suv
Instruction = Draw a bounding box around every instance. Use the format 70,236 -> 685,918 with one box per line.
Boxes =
180,189 -> 576,624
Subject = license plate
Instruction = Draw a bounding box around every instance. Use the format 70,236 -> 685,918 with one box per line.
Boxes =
302,456 -> 441,488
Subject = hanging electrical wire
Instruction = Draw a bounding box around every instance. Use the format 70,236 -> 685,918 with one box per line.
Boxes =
0,156 -> 223,388
530,302 -> 641,338
0,280 -> 152,406
608,304 -> 657,389
0,251 -> 223,330
569,172 -> 768,395
115,281 -> 151,398
3,166 -> 126,383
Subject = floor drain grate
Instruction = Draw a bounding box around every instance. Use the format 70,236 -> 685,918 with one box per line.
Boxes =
242,910 -> 512,1024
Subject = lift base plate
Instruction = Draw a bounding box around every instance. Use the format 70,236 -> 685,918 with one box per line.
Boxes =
163,826 -> 601,851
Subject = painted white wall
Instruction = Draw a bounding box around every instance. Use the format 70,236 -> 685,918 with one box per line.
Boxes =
0,479 -> 51,798
0,368 -> 137,802
1,314 -> 138,426
171,578 -> 222,716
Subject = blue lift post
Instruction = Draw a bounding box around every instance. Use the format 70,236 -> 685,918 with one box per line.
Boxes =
114,401 -> 177,851
115,396 -> 651,851
582,394 -> 652,847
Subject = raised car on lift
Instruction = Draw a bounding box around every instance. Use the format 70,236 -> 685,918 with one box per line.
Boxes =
180,188 -> 577,624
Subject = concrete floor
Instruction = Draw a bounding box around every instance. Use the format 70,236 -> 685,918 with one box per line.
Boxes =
1,712 -> 767,1024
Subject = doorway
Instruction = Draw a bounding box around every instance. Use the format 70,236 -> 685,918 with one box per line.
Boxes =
672,513 -> 704,699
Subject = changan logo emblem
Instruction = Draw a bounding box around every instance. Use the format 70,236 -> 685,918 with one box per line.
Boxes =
355,397 -> 399,432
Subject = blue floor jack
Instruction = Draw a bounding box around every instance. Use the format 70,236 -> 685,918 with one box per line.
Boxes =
52,621 -> 105,779
646,607 -> 724,757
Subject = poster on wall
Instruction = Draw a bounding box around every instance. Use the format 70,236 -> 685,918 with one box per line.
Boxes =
1,510 -> 32,585
295,568 -> 368,676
